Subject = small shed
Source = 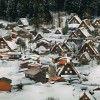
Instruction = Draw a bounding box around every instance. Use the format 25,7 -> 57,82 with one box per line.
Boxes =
17,18 -> 29,27
0,77 -> 12,91
0,37 -> 17,53
55,30 -> 62,34
25,67 -> 47,83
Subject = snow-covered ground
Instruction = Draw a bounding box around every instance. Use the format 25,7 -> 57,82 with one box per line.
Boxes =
0,60 -> 100,100
0,16 -> 100,100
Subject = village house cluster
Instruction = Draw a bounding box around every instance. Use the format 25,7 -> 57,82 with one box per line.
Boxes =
0,13 -> 100,99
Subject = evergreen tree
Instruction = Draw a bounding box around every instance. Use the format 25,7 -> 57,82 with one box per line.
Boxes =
0,0 -> 99,21
6,0 -> 18,21
16,0 -> 29,18
0,0 -> 8,19
31,0 -> 52,30
62,20 -> 68,35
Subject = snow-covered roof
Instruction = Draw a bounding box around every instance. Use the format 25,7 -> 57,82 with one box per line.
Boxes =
68,24 -> 80,29
24,26 -> 34,31
67,41 -> 78,49
68,15 -> 82,24
81,40 -> 99,55
18,18 -> 29,26
93,17 -> 100,23
93,18 -> 100,27
7,52 -> 21,55
40,56 -> 53,65
13,26 -> 22,32
85,40 -> 93,44
55,29 -> 62,34
80,19 -> 95,32
0,20 -> 10,27
79,27 -> 92,37
6,40 -> 17,50
74,15 -> 82,23
0,29 -> 11,37
35,46 -> 49,54
79,91 -> 95,100
37,38 -> 50,44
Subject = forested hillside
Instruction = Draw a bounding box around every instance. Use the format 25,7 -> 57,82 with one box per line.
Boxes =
0,0 -> 100,22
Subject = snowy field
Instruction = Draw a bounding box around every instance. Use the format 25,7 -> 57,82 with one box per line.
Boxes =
0,60 -> 100,100
0,16 -> 100,99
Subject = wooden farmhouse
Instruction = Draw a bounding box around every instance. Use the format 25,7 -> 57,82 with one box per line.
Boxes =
17,18 -> 29,27
68,32 -> 83,44
42,28 -> 51,33
50,43 -> 64,54
61,42 -> 72,53
79,40 -> 99,59
57,57 -> 70,65
68,15 -> 82,30
68,15 -> 82,24
7,52 -> 21,59
24,25 -> 34,31
64,41 -> 78,54
69,27 -> 92,40
34,46 -> 50,55
47,61 -> 64,82
0,23 -> 5,29
93,18 -> 100,28
68,35 -> 83,50
36,39 -> 51,49
79,19 -> 95,32
13,27 -> 31,39
0,29 -> 17,53
57,62 -> 79,76
32,34 -> 43,43
29,30 -> 37,36
12,26 -> 22,32
5,22 -> 17,30
0,20 -> 9,28
78,52 -> 91,65
27,63 -> 42,69
25,67 -> 47,83
55,30 -> 62,34
79,92 -> 95,100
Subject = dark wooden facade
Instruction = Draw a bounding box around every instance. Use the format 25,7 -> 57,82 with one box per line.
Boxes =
25,67 -> 47,83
